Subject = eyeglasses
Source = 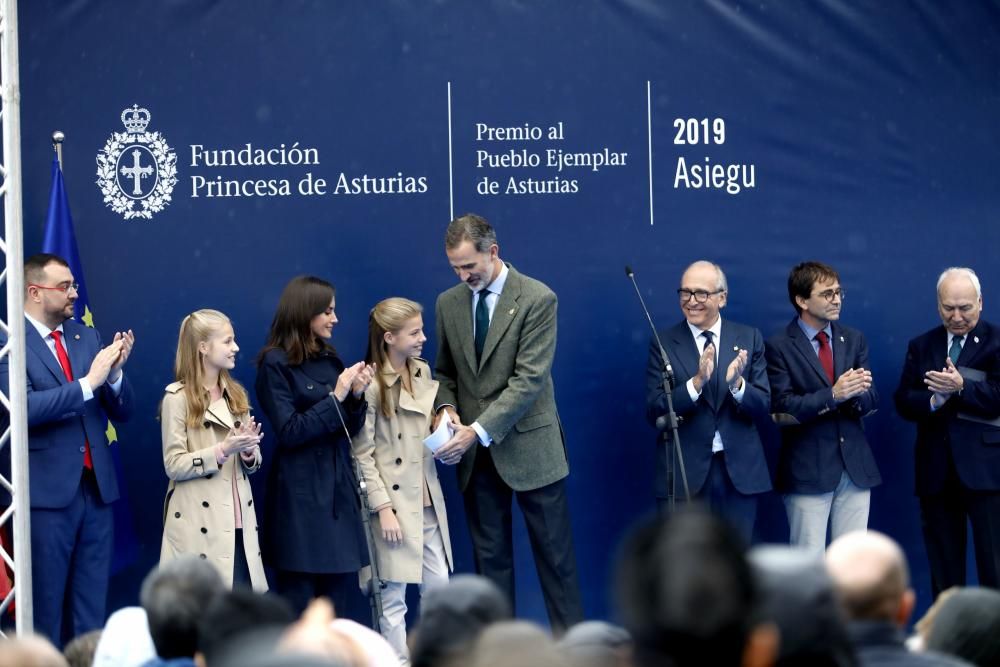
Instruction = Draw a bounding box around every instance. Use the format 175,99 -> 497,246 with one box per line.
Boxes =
678,288 -> 725,303
28,282 -> 79,294
812,288 -> 845,302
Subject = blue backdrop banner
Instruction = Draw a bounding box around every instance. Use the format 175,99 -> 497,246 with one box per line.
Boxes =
18,0 -> 1000,624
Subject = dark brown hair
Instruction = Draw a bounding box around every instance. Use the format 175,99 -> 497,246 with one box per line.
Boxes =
788,261 -> 839,314
258,276 -> 336,366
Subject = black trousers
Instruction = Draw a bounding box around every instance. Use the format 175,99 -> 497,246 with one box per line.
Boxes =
462,445 -> 583,633
920,459 -> 1000,597
274,569 -> 354,618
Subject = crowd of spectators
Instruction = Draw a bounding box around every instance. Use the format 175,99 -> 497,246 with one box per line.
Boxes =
4,506 -> 1000,667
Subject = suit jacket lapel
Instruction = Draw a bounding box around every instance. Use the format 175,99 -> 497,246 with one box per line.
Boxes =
831,322 -> 848,379
714,322 -> 736,409
25,317 -> 70,384
479,267 -> 519,370
450,288 -> 478,375
958,323 -> 985,367
930,327 -> 948,369
668,321 -> 700,383
63,321 -> 88,382
788,319 -> 830,386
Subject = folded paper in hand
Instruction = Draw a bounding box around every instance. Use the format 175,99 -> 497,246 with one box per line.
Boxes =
423,412 -> 454,452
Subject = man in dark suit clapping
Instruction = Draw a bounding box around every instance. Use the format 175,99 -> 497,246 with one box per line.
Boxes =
895,267 -> 1000,596
766,261 -> 881,557
645,260 -> 772,541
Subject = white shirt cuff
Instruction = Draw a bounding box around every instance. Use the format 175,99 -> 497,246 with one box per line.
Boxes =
107,372 -> 124,396
730,377 -> 746,402
686,378 -> 701,402
471,421 -> 492,447
79,378 -> 94,402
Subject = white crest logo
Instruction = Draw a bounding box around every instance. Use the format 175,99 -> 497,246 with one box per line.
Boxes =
96,105 -> 178,220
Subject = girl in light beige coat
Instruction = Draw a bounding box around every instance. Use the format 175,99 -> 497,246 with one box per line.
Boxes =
354,298 -> 453,663
159,309 -> 268,591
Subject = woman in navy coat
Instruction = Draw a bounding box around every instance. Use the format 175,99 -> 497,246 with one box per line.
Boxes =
255,275 -> 376,614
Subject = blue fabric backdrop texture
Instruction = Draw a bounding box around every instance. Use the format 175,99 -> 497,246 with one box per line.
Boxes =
18,1 -> 1000,624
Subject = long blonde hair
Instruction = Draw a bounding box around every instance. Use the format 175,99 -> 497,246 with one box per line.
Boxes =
365,298 -> 423,418
174,309 -> 250,428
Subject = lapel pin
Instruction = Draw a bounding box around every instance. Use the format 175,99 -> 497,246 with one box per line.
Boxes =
839,336 -> 845,343
974,336 -> 980,344
508,308 -> 515,315
733,345 -> 739,351
74,334 -> 81,340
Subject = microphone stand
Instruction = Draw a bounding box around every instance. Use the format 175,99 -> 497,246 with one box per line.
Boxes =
330,389 -> 386,632
625,266 -> 691,510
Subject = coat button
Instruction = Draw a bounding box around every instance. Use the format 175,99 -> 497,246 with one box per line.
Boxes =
392,484 -> 400,490
206,474 -> 214,480
395,458 -> 402,465
247,499 -> 253,506
201,527 -> 208,534
204,421 -> 211,429
397,433 -> 402,440
839,436 -> 845,444
392,508 -> 397,514
478,399 -> 485,408
79,446 -> 85,453
174,512 -> 181,518
199,554 -> 207,559
202,501 -> 209,508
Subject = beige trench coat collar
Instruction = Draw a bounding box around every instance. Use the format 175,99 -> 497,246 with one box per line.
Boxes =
379,358 -> 438,416
165,379 -> 240,430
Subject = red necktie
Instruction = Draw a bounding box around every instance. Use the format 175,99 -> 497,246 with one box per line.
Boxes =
815,331 -> 835,385
50,331 -> 93,470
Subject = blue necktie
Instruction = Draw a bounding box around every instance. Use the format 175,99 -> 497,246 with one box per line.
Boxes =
475,289 -> 490,362
949,335 -> 963,364
702,330 -> 717,403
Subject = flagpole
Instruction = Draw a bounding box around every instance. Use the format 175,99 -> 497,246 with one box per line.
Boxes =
52,131 -> 64,170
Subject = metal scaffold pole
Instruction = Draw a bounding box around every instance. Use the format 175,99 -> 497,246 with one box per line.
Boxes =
0,0 -> 32,636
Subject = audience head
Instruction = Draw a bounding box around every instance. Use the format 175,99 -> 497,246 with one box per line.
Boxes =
276,598 -> 366,667
558,621 -> 632,667
262,275 -> 337,365
0,635 -> 68,667
616,505 -> 777,667
410,574 -> 512,667
470,620 -> 570,667
140,555 -> 225,659
92,606 -> 156,667
925,587 -> 1000,667
63,629 -> 102,667
750,545 -> 856,667
196,589 -> 295,667
825,530 -> 913,627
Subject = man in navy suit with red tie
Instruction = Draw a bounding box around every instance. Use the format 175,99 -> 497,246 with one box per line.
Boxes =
0,254 -> 135,645
765,261 -> 881,558
645,260 -> 772,540
895,267 -> 1000,596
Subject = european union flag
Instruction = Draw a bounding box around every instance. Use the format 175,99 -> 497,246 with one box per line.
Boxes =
43,156 -> 138,572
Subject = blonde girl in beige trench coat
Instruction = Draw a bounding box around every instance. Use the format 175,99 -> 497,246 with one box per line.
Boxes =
354,298 -> 453,664
159,309 -> 268,591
